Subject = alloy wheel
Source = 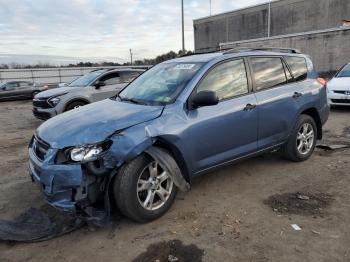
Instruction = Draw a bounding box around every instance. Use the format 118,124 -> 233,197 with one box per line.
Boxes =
136,161 -> 174,211
296,123 -> 314,155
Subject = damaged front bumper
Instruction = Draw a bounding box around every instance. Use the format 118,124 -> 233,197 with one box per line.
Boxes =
28,145 -> 84,212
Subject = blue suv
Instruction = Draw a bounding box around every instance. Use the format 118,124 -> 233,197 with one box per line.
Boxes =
28,48 -> 329,222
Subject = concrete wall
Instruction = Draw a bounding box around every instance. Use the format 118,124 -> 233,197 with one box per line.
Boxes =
219,28 -> 350,72
194,0 -> 350,52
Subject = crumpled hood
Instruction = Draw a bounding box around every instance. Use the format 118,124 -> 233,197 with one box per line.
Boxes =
35,86 -> 78,99
36,99 -> 164,148
328,77 -> 350,90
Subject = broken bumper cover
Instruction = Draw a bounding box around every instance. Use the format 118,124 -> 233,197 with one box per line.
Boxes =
28,146 -> 83,212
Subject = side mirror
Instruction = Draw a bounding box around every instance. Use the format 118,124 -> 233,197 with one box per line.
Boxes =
191,90 -> 219,108
94,80 -> 106,89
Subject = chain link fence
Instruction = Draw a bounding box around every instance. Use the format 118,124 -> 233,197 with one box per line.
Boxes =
0,66 -> 151,86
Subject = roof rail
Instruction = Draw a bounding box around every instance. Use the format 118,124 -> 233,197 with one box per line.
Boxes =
223,47 -> 301,54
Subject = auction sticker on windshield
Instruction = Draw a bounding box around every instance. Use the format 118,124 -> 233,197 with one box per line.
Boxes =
174,64 -> 196,70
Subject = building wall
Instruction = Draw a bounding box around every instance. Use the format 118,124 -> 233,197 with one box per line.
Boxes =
219,28 -> 350,72
193,0 -> 350,52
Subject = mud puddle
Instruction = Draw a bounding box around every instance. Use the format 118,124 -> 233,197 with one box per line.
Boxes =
265,192 -> 333,216
133,239 -> 204,262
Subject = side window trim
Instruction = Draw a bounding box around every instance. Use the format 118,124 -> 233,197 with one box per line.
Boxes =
248,56 -> 290,92
187,57 -> 252,106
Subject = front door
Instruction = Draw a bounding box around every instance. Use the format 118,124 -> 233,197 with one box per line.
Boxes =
0,82 -> 19,100
185,58 -> 258,173
92,72 -> 126,101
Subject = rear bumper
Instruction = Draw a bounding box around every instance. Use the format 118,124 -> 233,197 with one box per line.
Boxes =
319,102 -> 330,126
28,145 -> 83,212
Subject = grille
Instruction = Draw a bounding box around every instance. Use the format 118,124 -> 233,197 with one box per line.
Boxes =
33,137 -> 50,161
331,99 -> 350,104
33,99 -> 52,109
32,109 -> 51,120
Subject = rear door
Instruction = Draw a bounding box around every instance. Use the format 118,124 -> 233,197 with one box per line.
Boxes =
248,56 -> 302,149
185,58 -> 258,173
92,72 -> 124,101
17,81 -> 34,98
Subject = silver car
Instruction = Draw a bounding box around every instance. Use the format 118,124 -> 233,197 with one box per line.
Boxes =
32,68 -> 144,120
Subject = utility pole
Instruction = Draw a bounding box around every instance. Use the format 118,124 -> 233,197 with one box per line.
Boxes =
267,1 -> 271,38
209,0 -> 211,16
129,49 -> 133,65
181,0 -> 185,53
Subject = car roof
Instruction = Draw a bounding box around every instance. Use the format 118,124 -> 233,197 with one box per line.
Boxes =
91,68 -> 145,73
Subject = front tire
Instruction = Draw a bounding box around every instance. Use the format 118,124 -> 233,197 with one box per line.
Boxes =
113,153 -> 177,222
282,114 -> 317,162
65,101 -> 87,111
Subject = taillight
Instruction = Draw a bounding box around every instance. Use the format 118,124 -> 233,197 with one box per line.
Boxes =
316,77 -> 327,88
42,85 -> 49,90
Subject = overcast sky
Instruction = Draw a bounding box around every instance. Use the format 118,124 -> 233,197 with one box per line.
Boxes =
0,0 -> 266,64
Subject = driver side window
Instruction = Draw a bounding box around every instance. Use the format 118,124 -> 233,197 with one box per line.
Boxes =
4,82 -> 18,91
100,73 -> 121,85
197,59 -> 249,101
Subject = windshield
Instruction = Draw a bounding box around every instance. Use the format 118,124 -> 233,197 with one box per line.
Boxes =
336,64 -> 350,78
119,62 -> 203,105
69,70 -> 106,87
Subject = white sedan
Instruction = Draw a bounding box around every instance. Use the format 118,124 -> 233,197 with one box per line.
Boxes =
327,63 -> 350,106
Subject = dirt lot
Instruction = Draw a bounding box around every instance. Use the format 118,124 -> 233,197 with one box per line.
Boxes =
0,100 -> 349,262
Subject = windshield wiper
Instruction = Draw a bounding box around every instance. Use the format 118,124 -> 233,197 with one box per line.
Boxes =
118,95 -> 143,105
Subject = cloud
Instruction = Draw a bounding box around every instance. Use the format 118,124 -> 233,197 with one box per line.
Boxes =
0,0 -> 266,64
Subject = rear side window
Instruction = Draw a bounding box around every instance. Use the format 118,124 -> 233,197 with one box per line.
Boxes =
284,56 -> 308,81
120,71 -> 142,83
197,59 -> 249,101
250,57 -> 287,91
18,82 -> 31,88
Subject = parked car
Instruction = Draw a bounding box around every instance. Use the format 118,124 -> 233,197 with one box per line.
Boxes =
0,81 -> 48,101
32,68 -> 145,120
327,63 -> 350,106
28,48 -> 329,222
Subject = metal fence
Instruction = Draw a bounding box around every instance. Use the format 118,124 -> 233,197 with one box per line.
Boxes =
0,66 -> 151,85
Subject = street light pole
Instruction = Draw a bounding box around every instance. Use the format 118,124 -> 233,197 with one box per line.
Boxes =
181,0 -> 185,53
129,49 -> 133,65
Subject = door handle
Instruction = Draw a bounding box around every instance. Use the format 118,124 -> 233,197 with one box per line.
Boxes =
243,103 -> 256,111
293,92 -> 302,98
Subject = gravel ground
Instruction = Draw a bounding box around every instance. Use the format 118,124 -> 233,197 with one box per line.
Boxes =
0,100 -> 349,262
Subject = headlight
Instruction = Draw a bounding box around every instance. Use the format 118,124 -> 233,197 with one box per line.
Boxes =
69,141 -> 112,162
71,146 -> 103,162
48,97 -> 61,107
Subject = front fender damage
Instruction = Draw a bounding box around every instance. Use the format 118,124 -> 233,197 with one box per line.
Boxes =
79,123 -> 190,223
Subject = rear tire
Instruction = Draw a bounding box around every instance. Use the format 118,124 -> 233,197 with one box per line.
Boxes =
113,153 -> 177,223
65,101 -> 87,111
282,114 -> 317,162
